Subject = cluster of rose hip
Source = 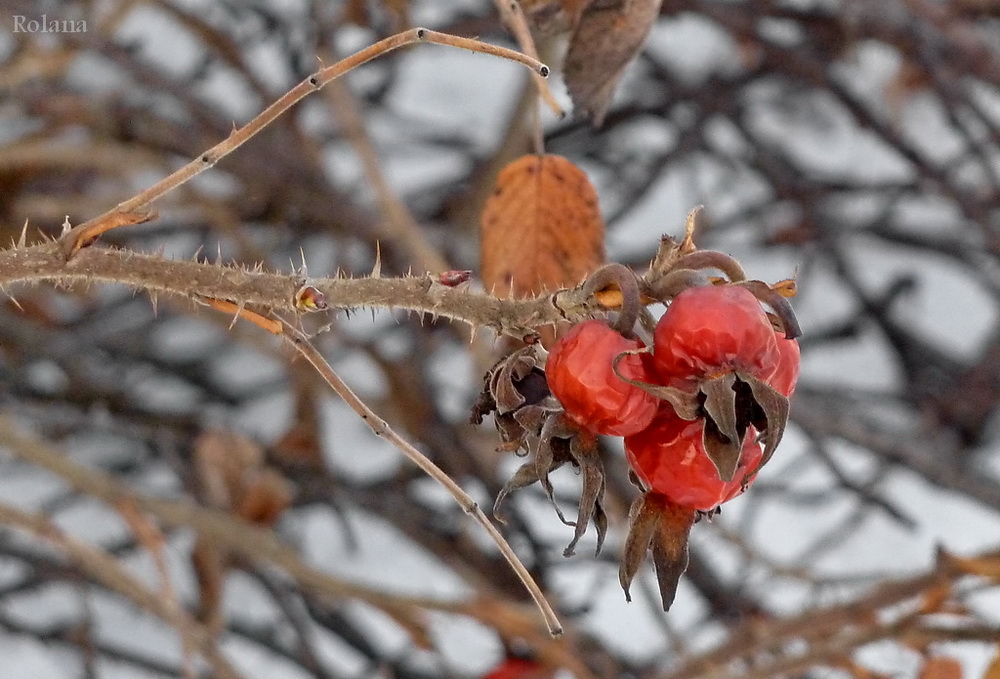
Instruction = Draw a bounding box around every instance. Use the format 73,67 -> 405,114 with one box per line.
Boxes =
545,282 -> 800,513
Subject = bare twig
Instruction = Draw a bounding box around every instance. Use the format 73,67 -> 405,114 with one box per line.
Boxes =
281,323 -> 564,637
492,0 -> 565,117
0,416 -> 560,640
57,28 -> 548,257
0,500 -> 244,679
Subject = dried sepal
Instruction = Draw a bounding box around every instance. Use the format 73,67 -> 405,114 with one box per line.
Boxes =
700,373 -> 742,482
563,430 -> 607,557
492,346 -> 550,415
650,500 -> 696,611
692,368 -> 792,483
738,372 -> 790,475
494,459 -> 556,523
620,495 -> 657,603
580,263 -> 643,336
734,279 -> 801,339
478,354 -> 609,556
648,206 -> 701,275
471,346 -> 556,453
611,348 -> 700,420
619,492 -> 696,611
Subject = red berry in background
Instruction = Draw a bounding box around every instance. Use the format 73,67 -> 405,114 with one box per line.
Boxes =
624,406 -> 763,511
546,319 -> 659,436
482,658 -> 546,679
653,285 -> 779,385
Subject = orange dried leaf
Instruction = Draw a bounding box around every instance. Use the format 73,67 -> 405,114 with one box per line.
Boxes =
481,154 -> 605,300
941,549 -> 1000,580
564,0 -> 663,125
918,582 -> 952,615
919,657 -> 964,679
274,363 -> 326,469
985,646 -> 1000,679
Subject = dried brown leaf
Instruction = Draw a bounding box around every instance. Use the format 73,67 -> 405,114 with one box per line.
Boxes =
192,430 -> 292,630
919,656 -> 964,679
564,0 -> 663,125
481,154 -> 605,301
274,362 -> 325,469
519,0 -> 592,33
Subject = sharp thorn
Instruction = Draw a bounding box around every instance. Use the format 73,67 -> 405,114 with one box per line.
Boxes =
229,303 -> 246,330
371,241 -> 382,279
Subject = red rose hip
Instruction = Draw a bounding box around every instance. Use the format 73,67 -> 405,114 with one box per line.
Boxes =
545,320 -> 658,436
653,285 -> 779,384
625,406 -> 762,511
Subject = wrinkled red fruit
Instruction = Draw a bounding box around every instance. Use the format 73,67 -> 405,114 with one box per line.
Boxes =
546,319 -> 659,436
625,406 -> 762,511
771,333 -> 801,397
653,285 -> 779,385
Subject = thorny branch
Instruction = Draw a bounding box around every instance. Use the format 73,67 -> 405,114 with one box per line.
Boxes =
0,239 -> 604,339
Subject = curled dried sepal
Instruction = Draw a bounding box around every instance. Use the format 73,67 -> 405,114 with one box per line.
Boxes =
471,346 -> 556,452
493,414 -> 609,557
611,349 -> 700,420
700,373 -> 741,482
646,252 -> 749,303
475,346 -> 609,555
734,279 -> 801,339
619,492 -> 695,611
648,206 -> 701,274
738,372 -> 790,477
563,431 -> 607,557
581,263 -> 643,336
698,371 -> 789,483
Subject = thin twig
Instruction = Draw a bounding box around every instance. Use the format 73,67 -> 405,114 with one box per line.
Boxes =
0,500 -> 244,679
281,323 -> 564,637
492,0 -> 565,117
0,416 -> 555,636
57,28 -> 548,257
